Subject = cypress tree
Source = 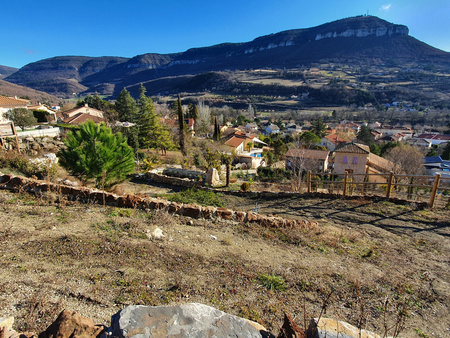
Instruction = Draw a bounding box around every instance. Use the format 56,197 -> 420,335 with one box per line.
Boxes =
213,117 -> 218,141
177,94 -> 186,155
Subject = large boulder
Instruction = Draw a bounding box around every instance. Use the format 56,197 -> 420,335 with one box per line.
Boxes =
205,168 -> 221,186
307,317 -> 382,338
107,303 -> 273,338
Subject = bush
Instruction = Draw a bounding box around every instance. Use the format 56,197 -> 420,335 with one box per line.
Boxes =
257,167 -> 292,182
240,182 -> 251,192
258,273 -> 286,291
165,188 -> 224,207
58,121 -> 135,188
0,151 -> 58,179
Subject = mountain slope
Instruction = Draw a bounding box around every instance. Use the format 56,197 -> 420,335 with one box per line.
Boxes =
0,79 -> 61,104
0,65 -> 18,80
5,56 -> 129,97
4,16 -> 449,99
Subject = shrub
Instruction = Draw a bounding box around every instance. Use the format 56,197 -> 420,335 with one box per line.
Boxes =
257,167 -> 292,182
165,188 -> 224,207
240,182 -> 251,192
258,273 -> 286,291
0,151 -> 58,179
58,121 -> 135,188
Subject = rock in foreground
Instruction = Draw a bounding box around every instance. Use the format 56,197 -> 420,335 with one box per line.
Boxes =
107,303 -> 273,338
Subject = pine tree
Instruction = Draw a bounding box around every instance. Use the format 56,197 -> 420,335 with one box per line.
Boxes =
187,104 -> 199,120
137,85 -> 174,152
177,94 -> 186,155
58,121 -> 135,188
115,88 -> 138,122
311,117 -> 327,138
356,125 -> 375,145
442,142 -> 450,160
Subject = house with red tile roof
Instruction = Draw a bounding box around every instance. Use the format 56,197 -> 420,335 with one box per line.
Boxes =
0,96 -> 30,123
320,133 -> 346,151
57,104 -> 105,125
224,131 -> 267,153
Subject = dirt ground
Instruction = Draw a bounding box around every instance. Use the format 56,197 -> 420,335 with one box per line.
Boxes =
0,186 -> 449,337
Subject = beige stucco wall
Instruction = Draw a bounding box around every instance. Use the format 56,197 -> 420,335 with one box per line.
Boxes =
333,152 -> 368,181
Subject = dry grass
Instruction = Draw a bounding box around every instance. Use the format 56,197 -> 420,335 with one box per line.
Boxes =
0,190 -> 448,337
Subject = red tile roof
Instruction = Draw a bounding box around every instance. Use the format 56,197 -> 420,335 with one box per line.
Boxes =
0,96 -> 30,107
225,136 -> 245,148
63,113 -> 105,125
324,133 -> 346,144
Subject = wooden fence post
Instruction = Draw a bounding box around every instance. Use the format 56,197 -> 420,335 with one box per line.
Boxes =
307,170 -> 311,193
343,171 -> 348,197
386,172 -> 394,199
429,174 -> 441,208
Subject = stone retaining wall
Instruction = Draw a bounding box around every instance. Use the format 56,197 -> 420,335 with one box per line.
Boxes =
142,172 -> 429,209
0,173 -> 318,229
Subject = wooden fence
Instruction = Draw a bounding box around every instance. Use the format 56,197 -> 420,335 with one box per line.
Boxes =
306,171 -> 450,209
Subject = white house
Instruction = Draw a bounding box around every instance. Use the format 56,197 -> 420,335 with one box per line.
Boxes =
0,96 -> 30,123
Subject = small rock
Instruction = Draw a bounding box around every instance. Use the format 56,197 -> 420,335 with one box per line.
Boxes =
151,227 -> 165,239
39,310 -> 104,338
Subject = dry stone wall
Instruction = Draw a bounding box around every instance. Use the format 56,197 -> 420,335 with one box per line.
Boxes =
0,173 -> 318,229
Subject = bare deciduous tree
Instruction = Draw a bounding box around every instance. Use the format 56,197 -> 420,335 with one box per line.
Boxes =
384,144 -> 425,176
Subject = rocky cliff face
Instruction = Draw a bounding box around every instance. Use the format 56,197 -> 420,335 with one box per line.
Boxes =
315,25 -> 409,40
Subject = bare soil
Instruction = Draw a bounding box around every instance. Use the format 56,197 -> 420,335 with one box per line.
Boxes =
0,188 -> 448,337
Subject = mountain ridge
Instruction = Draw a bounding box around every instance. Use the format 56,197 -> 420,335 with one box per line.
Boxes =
3,16 -> 450,99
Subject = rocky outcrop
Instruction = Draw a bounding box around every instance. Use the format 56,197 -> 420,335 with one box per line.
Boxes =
107,304 -> 274,338
315,25 -> 408,41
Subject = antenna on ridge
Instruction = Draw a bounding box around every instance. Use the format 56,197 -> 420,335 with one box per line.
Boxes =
367,9 -> 369,16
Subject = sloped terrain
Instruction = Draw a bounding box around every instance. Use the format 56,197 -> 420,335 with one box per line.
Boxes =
0,79 -> 61,104
0,189 -> 448,337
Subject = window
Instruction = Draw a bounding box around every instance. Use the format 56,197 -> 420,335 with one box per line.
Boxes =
352,157 -> 358,164
343,156 -> 348,164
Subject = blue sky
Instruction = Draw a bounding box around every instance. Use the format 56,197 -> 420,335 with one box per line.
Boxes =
1,0 -> 449,69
